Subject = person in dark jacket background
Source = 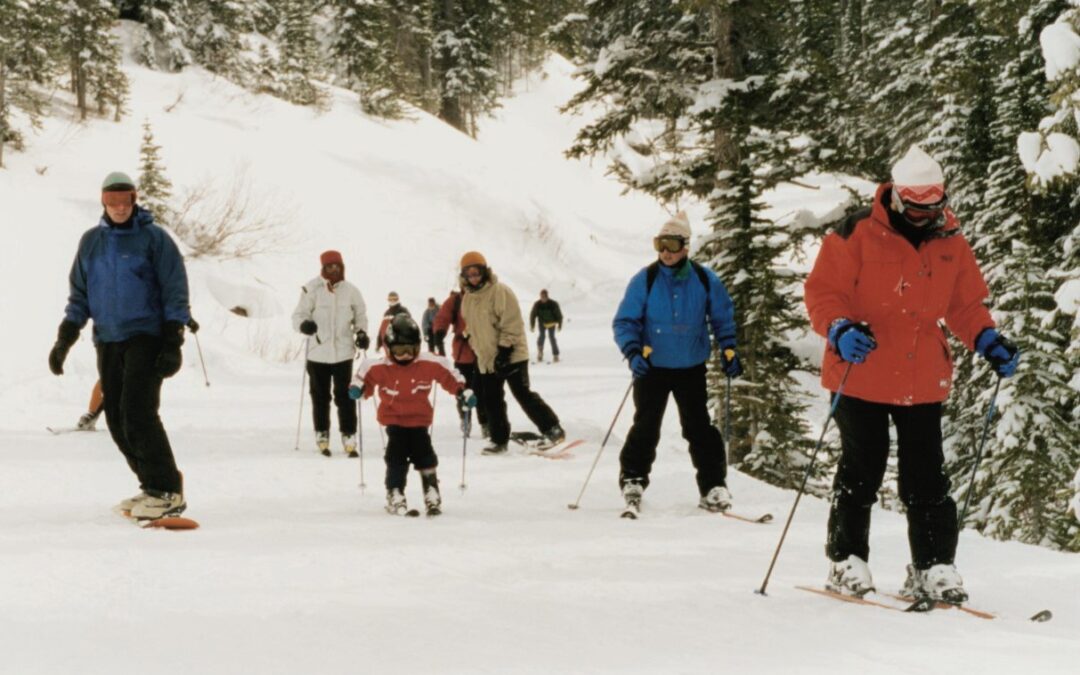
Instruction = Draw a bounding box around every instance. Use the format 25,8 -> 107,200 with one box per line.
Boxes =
529,290 -> 563,363
612,211 -> 741,517
421,297 -> 444,355
49,171 -> 192,521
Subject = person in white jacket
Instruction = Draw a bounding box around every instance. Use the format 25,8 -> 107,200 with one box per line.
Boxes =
292,250 -> 369,457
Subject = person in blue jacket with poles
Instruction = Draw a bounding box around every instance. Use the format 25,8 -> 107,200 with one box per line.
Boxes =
48,171 -> 192,522
612,211 -> 743,516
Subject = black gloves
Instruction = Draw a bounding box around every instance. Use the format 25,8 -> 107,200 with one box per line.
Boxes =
355,330 -> 370,350
156,321 -> 185,378
494,345 -> 515,375
48,320 -> 81,375
300,320 -> 318,336
187,317 -> 200,334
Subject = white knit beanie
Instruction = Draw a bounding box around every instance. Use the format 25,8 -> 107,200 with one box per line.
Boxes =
891,146 -> 946,204
658,211 -> 691,239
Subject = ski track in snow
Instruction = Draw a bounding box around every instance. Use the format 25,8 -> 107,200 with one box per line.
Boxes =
0,24 -> 1076,675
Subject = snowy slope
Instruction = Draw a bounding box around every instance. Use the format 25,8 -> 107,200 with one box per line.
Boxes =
0,24 -> 1077,675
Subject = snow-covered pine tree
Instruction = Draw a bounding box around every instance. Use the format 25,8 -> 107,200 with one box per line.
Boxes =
138,118 -> 173,224
0,0 -> 58,167
565,0 -> 814,488
184,0 -> 249,78
329,0 -> 403,117
433,0 -> 504,136
134,0 -> 192,72
61,0 -> 124,121
945,0 -> 1080,552
276,0 -> 325,106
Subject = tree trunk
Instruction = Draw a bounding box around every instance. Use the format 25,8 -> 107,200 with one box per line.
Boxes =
0,62 -> 7,168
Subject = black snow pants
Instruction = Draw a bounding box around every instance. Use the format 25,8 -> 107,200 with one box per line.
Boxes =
97,334 -> 182,494
827,394 -> 958,569
384,426 -> 439,490
307,359 -> 357,435
480,361 -> 559,445
618,363 -> 727,496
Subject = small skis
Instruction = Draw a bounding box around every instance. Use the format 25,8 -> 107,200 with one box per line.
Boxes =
529,439 -> 584,459
620,501 -> 641,519
117,507 -> 199,530
721,511 -> 773,524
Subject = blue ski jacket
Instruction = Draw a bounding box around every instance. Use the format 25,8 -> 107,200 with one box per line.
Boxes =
612,260 -> 737,369
64,207 -> 191,343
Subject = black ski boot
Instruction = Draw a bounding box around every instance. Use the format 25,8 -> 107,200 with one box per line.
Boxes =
420,469 -> 442,517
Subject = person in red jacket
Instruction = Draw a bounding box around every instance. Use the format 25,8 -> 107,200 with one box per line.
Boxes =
432,289 -> 488,438
804,146 -> 1020,604
349,314 -> 476,516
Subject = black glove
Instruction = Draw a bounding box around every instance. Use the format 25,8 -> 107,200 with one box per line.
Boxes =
718,345 -> 743,379
156,321 -> 185,378
300,320 -> 317,336
48,320 -> 81,376
493,345 -> 514,374
354,330 -> 370,350
187,317 -> 200,334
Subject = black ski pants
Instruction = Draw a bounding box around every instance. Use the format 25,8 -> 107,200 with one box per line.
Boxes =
480,362 -> 559,445
618,363 -> 727,496
455,361 -> 488,427
307,359 -> 357,435
827,395 -> 958,569
97,335 -> 182,494
385,426 -> 438,490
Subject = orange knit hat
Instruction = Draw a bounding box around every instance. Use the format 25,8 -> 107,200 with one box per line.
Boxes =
460,251 -> 487,269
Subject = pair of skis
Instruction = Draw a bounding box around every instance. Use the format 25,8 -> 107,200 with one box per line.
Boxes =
620,501 -> 774,523
796,585 -> 1052,622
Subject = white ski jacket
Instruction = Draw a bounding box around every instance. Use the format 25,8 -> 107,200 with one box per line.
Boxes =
292,277 -> 369,364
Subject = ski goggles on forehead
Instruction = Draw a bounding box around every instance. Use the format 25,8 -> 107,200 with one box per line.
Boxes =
653,236 -> 687,253
389,343 -> 419,358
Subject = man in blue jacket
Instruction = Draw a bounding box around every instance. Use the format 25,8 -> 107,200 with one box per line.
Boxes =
49,172 -> 192,522
612,212 -> 742,516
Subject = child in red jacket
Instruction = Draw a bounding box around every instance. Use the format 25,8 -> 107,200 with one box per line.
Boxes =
350,314 -> 475,516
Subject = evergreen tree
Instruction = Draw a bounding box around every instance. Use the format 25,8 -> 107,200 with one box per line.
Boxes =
433,0 -> 504,135
945,0 -> 1080,552
328,0 -> 403,116
60,0 -> 124,121
138,119 -> 173,223
134,0 -> 192,72
566,0 -> 814,488
0,0 -> 58,167
276,0 -> 325,106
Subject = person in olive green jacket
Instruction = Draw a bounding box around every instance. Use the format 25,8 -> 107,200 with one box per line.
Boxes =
458,251 -> 565,454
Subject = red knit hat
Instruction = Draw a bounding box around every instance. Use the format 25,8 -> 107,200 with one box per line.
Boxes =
320,250 -> 344,267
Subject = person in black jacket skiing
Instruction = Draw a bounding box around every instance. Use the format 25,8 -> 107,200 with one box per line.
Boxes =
530,290 -> 563,363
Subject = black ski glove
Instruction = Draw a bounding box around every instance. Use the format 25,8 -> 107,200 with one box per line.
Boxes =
355,330 -> 370,350
300,320 -> 317,336
155,321 -> 185,379
493,345 -> 515,375
48,320 -> 81,376
187,317 -> 200,334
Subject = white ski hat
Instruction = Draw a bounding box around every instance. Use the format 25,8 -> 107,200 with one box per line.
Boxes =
891,145 -> 946,204
658,211 -> 691,239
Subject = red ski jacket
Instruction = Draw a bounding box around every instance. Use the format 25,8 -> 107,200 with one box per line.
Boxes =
432,291 -> 477,365
804,183 -> 995,405
352,352 -> 465,427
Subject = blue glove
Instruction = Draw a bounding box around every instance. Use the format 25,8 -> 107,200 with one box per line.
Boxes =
348,385 -> 363,400
975,328 -> 1019,378
718,346 -> 743,379
628,351 -> 650,379
457,388 -> 477,410
828,319 -> 877,364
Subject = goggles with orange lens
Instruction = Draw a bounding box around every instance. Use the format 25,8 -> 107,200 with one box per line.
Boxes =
653,236 -> 687,253
102,191 -> 135,208
389,343 -> 419,358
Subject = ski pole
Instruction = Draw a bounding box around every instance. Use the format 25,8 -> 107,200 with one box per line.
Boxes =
460,406 -> 471,492
357,397 -> 366,494
294,339 -> 310,451
756,362 -> 853,596
193,332 -> 210,386
567,346 -> 651,511
957,376 -> 1001,528
724,371 -> 733,447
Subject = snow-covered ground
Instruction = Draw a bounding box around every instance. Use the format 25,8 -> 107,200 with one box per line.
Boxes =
0,26 -> 1076,674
